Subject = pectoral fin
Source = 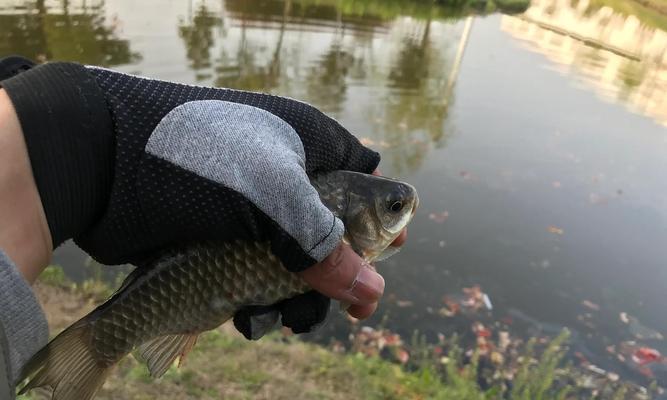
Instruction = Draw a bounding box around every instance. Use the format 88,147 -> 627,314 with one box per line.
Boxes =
374,246 -> 401,262
137,333 -> 199,378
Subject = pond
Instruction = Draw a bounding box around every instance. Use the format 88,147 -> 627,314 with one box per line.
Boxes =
2,0 -> 666,392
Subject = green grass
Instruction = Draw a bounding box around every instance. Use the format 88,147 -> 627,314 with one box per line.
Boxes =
37,265 -> 71,288
294,0 -> 530,20
587,0 -> 667,31
19,267 -> 650,400
17,326 -> 590,400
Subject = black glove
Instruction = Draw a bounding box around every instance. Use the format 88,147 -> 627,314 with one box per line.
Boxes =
234,291 -> 330,340
0,57 -> 380,336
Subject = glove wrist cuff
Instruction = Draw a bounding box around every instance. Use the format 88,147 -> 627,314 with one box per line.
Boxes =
1,62 -> 115,248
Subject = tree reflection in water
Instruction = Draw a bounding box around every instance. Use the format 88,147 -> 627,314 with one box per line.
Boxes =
178,4 -> 222,81
0,0 -> 140,66
177,0 -> 492,174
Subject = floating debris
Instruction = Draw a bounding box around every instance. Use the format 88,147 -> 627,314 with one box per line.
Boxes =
396,300 -> 414,308
440,285 -> 493,317
349,326 -> 409,365
359,137 -> 375,146
358,137 -> 392,148
459,170 -> 473,180
620,312 -> 630,324
633,347 -> 662,366
620,312 -> 665,340
482,294 -> 493,311
581,300 -> 600,311
589,193 -> 609,205
547,225 -> 564,235
342,317 -> 661,399
428,211 -> 449,224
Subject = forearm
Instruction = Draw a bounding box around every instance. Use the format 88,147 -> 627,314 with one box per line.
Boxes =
0,86 -> 52,393
0,88 -> 52,283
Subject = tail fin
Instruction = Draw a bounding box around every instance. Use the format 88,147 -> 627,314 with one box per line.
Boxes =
18,321 -> 113,400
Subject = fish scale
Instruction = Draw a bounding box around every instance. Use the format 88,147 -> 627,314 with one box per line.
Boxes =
88,240 -> 309,367
19,171 -> 418,400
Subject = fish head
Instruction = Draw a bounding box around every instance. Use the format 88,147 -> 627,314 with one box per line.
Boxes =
314,171 -> 418,262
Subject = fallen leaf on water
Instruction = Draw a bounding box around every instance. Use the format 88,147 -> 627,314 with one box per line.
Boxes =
396,300 -> 414,308
459,171 -> 473,180
359,137 -> 375,146
634,347 -> 661,366
581,300 -> 600,311
396,348 -> 410,364
547,226 -> 564,235
429,211 -> 449,224
439,307 -> 456,317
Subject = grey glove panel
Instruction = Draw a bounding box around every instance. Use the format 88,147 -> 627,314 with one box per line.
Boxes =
0,250 -> 48,385
145,100 -> 345,262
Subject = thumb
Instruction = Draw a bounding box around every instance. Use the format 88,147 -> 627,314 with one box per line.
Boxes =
297,242 -> 385,306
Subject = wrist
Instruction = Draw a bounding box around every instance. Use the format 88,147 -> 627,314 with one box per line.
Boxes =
0,89 -> 51,283
0,62 -> 115,249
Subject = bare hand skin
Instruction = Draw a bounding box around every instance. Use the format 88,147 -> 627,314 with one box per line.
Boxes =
0,88 -> 53,284
299,168 -> 409,320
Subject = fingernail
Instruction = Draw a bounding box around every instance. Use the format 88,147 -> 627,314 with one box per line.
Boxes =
349,265 -> 385,302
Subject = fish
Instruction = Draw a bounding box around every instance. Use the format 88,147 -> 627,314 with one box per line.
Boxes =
18,170 -> 419,400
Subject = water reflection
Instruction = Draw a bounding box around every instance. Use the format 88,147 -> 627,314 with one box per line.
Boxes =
178,3 -> 222,81
0,0 -> 139,66
192,0 -> 481,173
501,0 -> 667,126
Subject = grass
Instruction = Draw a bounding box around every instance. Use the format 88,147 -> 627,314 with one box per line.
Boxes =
587,0 -> 667,31
294,0 -> 530,21
17,267 -> 648,400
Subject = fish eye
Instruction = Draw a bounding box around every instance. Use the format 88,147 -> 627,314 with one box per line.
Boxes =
388,200 -> 404,213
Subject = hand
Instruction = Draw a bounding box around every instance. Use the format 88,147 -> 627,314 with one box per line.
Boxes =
235,168 -> 407,339
298,169 -> 407,320
1,57 -> 384,337
300,229 -> 407,320
234,228 -> 407,338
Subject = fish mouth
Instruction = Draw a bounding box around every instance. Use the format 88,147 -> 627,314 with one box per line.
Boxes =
411,195 -> 419,217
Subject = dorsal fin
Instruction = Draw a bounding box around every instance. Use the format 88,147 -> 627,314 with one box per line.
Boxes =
137,333 -> 199,378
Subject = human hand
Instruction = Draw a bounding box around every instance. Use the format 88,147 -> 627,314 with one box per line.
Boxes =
1,58 -> 390,337
234,226 -> 407,338
298,169 -> 407,320
235,169 -> 409,338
